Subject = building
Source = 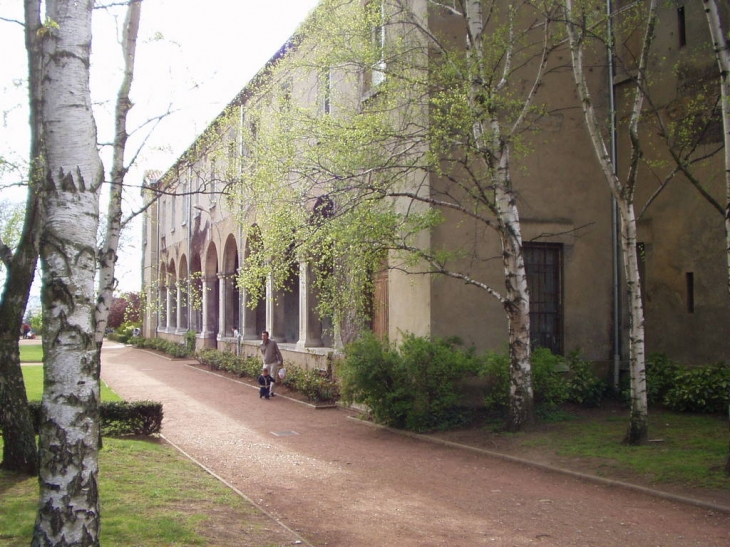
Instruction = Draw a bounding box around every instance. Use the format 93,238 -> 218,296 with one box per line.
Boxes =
141,0 -> 730,374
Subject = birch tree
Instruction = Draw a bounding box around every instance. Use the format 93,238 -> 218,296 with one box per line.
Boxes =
701,0 -> 729,297
230,0 -> 563,431
27,0 -> 143,543
0,4 -> 45,475
563,0 -> 657,444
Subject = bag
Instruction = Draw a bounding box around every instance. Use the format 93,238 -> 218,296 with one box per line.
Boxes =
278,367 -> 286,380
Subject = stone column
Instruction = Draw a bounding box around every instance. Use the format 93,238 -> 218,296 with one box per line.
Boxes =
201,276 -> 212,338
241,287 -> 257,339
176,281 -> 184,333
165,282 -> 173,331
217,273 -> 227,340
296,261 -> 322,350
266,274 -> 286,342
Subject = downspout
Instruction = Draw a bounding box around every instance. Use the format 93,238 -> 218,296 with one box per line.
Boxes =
187,165 -> 193,341
156,183 -> 161,337
607,0 -> 621,389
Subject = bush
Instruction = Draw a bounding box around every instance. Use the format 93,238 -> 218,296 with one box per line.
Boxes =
340,332 -> 477,432
645,353 -> 682,405
27,400 -> 163,437
196,348 -> 339,403
479,351 -> 510,411
129,336 -> 192,358
663,362 -> 730,413
564,350 -> 606,407
531,347 -> 570,409
479,348 -> 575,412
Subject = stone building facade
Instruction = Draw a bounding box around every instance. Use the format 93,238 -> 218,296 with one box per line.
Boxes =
141,1 -> 730,374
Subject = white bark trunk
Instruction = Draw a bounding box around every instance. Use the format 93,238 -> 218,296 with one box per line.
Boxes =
33,0 -> 104,544
96,0 -> 142,342
564,0 -> 654,444
465,1 -> 534,430
702,0 -> 730,299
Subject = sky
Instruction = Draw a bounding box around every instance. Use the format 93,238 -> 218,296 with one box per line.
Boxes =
0,0 -> 322,295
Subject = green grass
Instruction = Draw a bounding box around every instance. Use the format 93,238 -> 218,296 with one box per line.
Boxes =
3,365 -> 283,546
516,406 -> 730,490
21,365 -> 121,402
19,344 -> 43,363
0,437 -> 274,546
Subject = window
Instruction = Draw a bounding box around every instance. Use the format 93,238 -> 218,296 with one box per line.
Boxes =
363,0 -> 386,93
677,5 -> 686,48
524,243 -> 563,355
686,272 -> 694,313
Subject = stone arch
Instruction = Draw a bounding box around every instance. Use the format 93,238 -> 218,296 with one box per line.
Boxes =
222,234 -> 240,338
203,241 -> 219,341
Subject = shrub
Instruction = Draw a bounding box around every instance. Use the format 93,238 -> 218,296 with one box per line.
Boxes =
531,347 -> 570,409
129,336 -> 192,358
195,348 -> 338,403
564,350 -> 606,407
479,348 -> 573,412
27,400 -> 163,437
645,353 -> 682,404
663,362 -> 730,413
479,351 -> 510,412
340,332 -> 477,432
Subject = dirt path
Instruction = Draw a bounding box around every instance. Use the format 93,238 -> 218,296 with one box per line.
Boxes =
101,345 -> 730,547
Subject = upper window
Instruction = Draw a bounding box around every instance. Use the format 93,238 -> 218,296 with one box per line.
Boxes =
364,0 -> 386,94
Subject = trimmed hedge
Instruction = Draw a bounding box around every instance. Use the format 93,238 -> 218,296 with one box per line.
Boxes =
28,400 -> 163,437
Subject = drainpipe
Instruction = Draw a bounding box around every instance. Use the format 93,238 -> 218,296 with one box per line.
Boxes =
156,183 -> 161,337
607,0 -> 621,389
187,164 -> 193,340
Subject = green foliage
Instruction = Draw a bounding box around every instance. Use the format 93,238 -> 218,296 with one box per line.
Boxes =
107,320 -> 142,344
129,336 -> 192,358
663,362 -> 730,414
564,350 -> 607,408
645,353 -> 682,404
479,351 -> 510,411
340,332 -> 478,432
480,348 -> 606,411
184,329 -> 197,354
531,347 -> 570,409
196,348 -> 339,403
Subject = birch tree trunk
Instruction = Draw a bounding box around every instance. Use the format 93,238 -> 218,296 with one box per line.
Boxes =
96,0 -> 142,343
564,0 -> 654,444
702,0 -> 730,299
0,0 -> 45,475
465,0 -> 535,430
32,0 -> 105,543
701,0 -> 730,475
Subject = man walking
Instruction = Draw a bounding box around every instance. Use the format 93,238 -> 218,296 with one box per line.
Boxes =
259,331 -> 283,397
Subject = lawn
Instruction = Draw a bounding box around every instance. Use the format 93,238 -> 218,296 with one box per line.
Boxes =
21,365 -> 120,402
2,360 -> 290,546
19,344 -> 43,363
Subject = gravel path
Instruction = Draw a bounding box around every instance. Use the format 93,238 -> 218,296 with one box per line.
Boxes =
101,344 -> 730,547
